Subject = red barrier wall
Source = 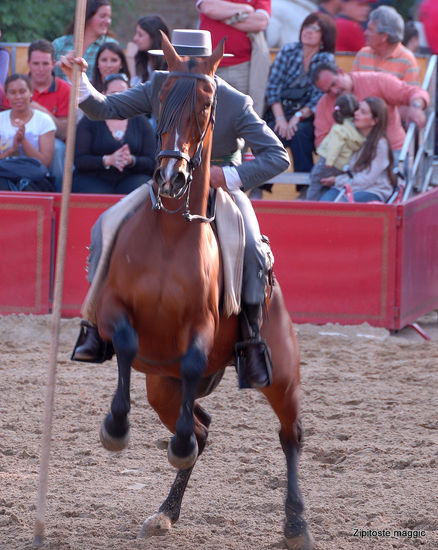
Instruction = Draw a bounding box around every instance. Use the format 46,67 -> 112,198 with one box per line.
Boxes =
0,193 -> 53,314
1,188 -> 438,328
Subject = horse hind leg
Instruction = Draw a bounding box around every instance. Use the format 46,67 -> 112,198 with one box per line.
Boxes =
137,401 -> 212,539
99,316 -> 138,452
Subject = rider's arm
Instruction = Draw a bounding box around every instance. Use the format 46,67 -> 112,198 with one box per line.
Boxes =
78,72 -> 164,121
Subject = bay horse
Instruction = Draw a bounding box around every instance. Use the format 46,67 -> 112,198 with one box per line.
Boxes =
95,33 -> 313,550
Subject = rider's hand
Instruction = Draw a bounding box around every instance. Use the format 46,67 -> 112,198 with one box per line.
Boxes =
59,51 -> 88,81
209,165 -> 228,191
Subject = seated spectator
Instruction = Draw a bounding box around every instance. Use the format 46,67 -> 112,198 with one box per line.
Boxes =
0,74 -> 55,191
0,28 -> 10,86
265,12 -> 336,173
26,40 -> 70,190
319,97 -> 396,202
125,14 -> 170,87
335,0 -> 372,52
53,0 -> 118,81
403,21 -> 420,54
91,42 -> 130,92
317,0 -> 342,18
353,6 -> 420,86
312,61 -> 429,161
307,93 -> 365,200
72,73 -> 156,194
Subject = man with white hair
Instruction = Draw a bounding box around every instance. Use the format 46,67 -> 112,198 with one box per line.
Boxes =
352,5 -> 420,86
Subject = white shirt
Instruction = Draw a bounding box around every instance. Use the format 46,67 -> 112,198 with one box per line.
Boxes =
0,109 -> 56,156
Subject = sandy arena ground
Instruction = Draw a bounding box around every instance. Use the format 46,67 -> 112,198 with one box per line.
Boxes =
0,313 -> 437,550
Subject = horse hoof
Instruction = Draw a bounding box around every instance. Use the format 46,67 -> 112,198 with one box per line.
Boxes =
99,421 -> 130,452
137,513 -> 172,538
167,435 -> 198,470
285,530 -> 314,550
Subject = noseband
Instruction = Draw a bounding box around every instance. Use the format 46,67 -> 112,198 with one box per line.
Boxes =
152,71 -> 218,222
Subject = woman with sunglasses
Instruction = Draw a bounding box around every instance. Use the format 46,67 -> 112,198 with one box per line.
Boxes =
265,12 -> 336,176
72,73 -> 156,194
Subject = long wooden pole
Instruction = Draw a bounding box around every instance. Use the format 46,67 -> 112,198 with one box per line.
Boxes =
33,0 -> 87,546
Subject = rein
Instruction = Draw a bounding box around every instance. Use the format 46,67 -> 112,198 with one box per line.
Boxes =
154,71 -> 218,223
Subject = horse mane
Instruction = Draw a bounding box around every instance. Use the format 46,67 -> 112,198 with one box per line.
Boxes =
157,77 -> 203,141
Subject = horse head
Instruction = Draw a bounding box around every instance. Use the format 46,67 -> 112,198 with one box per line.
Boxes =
153,33 -> 224,200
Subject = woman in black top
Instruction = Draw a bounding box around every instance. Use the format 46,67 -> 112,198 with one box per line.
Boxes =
72,73 -> 156,194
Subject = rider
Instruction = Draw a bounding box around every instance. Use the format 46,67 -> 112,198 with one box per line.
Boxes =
63,30 -> 290,388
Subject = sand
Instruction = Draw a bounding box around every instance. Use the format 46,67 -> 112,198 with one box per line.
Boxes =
0,313 -> 437,550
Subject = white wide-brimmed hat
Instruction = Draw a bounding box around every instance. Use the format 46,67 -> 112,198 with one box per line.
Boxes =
149,29 -> 233,57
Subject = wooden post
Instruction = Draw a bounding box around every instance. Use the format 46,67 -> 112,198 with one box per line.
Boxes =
33,0 -> 87,546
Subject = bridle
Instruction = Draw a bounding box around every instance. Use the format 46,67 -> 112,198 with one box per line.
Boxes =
151,71 -> 218,223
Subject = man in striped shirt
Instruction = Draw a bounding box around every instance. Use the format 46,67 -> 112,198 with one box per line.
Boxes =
352,5 -> 420,86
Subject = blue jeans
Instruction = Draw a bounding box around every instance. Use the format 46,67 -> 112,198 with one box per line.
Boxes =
281,118 -> 315,172
320,188 -> 381,202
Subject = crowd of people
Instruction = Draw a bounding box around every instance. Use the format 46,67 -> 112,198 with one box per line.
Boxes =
0,0 -> 436,203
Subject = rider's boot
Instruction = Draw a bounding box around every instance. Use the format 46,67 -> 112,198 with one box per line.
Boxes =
235,302 -> 273,389
71,321 -> 114,363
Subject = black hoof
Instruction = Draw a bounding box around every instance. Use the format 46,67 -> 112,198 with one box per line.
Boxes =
168,433 -> 198,469
99,413 -> 130,452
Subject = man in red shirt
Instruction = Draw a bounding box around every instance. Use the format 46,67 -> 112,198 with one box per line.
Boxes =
197,0 -> 270,115
335,0 -> 372,52
312,61 -> 429,160
29,39 -> 71,189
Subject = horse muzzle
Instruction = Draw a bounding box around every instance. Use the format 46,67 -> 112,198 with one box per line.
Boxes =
154,165 -> 191,199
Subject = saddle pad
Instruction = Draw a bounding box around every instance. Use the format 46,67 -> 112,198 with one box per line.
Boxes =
81,184 -> 245,322
215,188 -> 245,316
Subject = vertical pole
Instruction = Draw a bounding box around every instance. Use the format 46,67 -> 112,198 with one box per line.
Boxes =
33,0 -> 87,546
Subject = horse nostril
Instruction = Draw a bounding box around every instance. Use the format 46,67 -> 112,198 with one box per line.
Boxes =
154,168 -> 164,186
172,172 -> 187,193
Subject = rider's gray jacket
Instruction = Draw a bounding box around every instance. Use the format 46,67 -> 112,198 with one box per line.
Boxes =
79,72 -> 290,192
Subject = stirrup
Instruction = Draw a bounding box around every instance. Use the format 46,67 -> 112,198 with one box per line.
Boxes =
234,337 -> 273,389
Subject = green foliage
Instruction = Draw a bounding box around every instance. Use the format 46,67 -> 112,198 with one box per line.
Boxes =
391,1 -> 418,20
0,0 -> 135,43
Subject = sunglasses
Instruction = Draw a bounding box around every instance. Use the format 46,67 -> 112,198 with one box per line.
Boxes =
104,73 -> 129,84
305,24 -> 321,32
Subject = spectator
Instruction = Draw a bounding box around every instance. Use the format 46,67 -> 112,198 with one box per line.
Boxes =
403,21 -> 420,54
312,61 -> 429,161
72,73 -> 156,194
125,15 -> 170,87
0,74 -> 55,190
319,97 -> 396,202
335,0 -> 372,52
91,42 -> 130,92
0,28 -> 10,86
317,0 -> 342,18
265,12 -> 336,172
25,40 -> 70,190
418,0 -> 438,54
353,6 -> 420,86
197,0 -> 271,116
307,93 -> 365,200
53,0 -> 118,81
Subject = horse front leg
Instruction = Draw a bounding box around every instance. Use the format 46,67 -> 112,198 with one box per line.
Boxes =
99,316 -> 138,451
167,334 -> 208,470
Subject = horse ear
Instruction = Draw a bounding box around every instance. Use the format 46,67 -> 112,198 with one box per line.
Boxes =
161,30 -> 181,70
208,37 -> 225,75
